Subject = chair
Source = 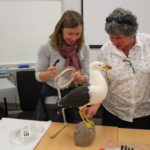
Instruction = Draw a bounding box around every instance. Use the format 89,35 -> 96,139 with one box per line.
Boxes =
0,106 -> 5,119
16,70 -> 42,119
0,78 -> 17,117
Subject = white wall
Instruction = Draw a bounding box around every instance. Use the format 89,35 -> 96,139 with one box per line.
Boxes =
0,0 -> 82,67
84,0 -> 150,45
0,0 -> 62,66
62,0 -> 81,13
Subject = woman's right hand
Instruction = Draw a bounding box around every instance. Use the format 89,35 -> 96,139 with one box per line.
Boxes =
39,66 -> 58,81
47,66 -> 58,78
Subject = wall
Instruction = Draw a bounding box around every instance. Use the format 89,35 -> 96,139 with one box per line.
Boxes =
62,0 -> 81,13
0,0 -> 62,66
0,0 -> 82,67
83,0 -> 150,45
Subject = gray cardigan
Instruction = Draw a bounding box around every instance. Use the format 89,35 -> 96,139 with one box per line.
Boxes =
35,40 -> 89,88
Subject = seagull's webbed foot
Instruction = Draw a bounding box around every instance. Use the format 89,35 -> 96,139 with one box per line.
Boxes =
82,120 -> 93,128
79,109 -> 94,128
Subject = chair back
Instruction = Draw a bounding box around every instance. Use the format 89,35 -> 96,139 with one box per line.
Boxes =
16,70 -> 42,111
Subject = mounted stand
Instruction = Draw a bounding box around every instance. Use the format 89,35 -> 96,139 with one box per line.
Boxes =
56,88 -> 67,123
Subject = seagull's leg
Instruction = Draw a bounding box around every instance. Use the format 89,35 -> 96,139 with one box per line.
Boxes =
82,110 -> 94,125
79,109 -> 84,121
79,109 -> 92,128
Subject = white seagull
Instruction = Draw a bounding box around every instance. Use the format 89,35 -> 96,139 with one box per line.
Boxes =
58,61 -> 111,128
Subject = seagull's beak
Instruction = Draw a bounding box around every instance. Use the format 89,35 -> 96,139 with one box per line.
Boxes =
102,65 -> 112,70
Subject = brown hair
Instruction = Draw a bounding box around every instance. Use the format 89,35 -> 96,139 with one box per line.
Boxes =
50,10 -> 84,51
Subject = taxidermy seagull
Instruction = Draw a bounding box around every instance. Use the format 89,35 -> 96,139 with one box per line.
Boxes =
58,61 -> 111,128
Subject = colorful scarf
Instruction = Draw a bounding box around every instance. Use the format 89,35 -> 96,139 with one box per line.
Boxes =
60,42 -> 81,70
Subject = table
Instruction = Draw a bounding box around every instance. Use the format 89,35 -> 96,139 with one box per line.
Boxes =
0,78 -> 17,116
34,122 -> 118,150
0,118 -> 50,150
118,128 -> 150,145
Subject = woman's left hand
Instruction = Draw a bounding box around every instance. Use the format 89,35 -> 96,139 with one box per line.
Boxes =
72,71 -> 87,84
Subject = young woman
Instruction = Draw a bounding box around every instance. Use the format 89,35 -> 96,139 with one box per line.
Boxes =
34,10 -> 89,122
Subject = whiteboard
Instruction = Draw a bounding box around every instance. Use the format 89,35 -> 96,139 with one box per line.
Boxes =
83,0 -> 150,46
0,0 -> 61,65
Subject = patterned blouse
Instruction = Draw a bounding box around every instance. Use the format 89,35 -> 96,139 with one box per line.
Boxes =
98,33 -> 150,122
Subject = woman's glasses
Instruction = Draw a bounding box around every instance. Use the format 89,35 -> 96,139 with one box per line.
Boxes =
123,59 -> 135,74
106,16 -> 132,25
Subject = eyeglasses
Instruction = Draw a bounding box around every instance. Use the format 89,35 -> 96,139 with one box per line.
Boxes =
123,59 -> 135,74
106,16 -> 132,25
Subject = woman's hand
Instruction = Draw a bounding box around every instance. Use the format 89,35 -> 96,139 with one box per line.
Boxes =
82,103 -> 101,118
39,66 -> 58,81
47,66 -> 58,78
72,71 -> 87,84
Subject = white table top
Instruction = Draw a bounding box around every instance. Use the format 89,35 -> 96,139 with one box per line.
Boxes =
0,78 -> 17,98
0,118 -> 51,150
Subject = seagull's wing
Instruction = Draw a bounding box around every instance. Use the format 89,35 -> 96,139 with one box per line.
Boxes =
59,86 -> 90,108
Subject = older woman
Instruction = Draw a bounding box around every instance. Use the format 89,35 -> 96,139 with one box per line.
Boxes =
83,8 -> 150,129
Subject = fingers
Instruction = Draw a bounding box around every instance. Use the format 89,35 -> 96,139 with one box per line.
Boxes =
48,66 -> 58,77
82,107 -> 95,118
82,104 -> 101,118
72,71 -> 83,83
86,108 -> 97,118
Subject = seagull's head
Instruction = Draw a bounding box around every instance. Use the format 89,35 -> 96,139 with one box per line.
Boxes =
90,61 -> 112,70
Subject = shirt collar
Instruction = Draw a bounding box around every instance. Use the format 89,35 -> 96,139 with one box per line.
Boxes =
133,33 -> 143,48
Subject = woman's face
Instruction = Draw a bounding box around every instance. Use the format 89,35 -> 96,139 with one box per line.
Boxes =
109,34 -> 135,51
62,25 -> 82,45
